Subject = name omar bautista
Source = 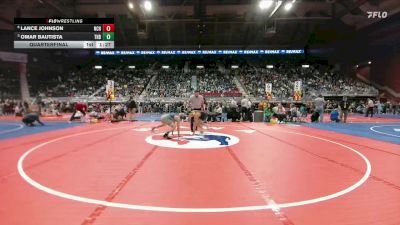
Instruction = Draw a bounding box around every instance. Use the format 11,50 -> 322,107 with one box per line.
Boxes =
20,34 -> 63,40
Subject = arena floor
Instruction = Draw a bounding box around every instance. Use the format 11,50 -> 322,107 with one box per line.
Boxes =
0,116 -> 399,225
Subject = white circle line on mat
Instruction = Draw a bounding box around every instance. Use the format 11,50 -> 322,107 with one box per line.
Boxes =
0,123 -> 24,135
370,125 -> 400,138
18,125 -> 371,213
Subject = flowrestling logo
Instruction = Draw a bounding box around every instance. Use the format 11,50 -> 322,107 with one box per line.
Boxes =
367,11 -> 388,19
145,131 -> 240,149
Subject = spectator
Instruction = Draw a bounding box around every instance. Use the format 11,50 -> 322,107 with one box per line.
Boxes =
240,96 -> 252,121
376,100 -> 382,116
339,96 -> 350,123
314,94 -> 325,122
330,108 -> 340,123
273,103 -> 286,123
366,98 -> 374,117
215,104 -> 223,121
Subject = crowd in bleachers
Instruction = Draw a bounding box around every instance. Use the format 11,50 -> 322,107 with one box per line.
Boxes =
10,64 -> 378,101
239,68 -> 293,99
238,65 -> 378,99
197,70 -> 239,94
32,67 -> 153,98
0,67 -> 20,99
146,69 -> 193,98
305,70 -> 378,96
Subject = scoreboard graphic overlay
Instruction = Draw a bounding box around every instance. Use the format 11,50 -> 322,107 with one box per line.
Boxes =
14,18 -> 114,49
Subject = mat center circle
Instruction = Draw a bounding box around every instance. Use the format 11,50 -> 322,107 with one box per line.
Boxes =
145,131 -> 240,149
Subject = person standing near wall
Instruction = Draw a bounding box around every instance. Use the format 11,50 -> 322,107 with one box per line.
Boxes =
339,96 -> 349,123
366,98 -> 374,117
314,94 -> 325,122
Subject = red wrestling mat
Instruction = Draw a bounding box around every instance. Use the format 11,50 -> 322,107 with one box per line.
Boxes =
0,122 -> 399,225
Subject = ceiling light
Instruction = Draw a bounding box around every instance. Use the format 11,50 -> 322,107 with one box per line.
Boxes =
144,0 -> 152,11
284,2 -> 293,11
259,0 -> 273,10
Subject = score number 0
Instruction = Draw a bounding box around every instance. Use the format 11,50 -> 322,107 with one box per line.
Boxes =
102,24 -> 114,32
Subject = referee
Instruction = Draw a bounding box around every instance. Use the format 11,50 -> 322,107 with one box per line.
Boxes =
188,90 -> 205,132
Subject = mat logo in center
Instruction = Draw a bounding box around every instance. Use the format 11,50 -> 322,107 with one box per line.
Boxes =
145,131 -> 239,149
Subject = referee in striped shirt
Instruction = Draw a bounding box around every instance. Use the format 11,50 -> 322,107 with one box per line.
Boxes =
188,90 -> 205,132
